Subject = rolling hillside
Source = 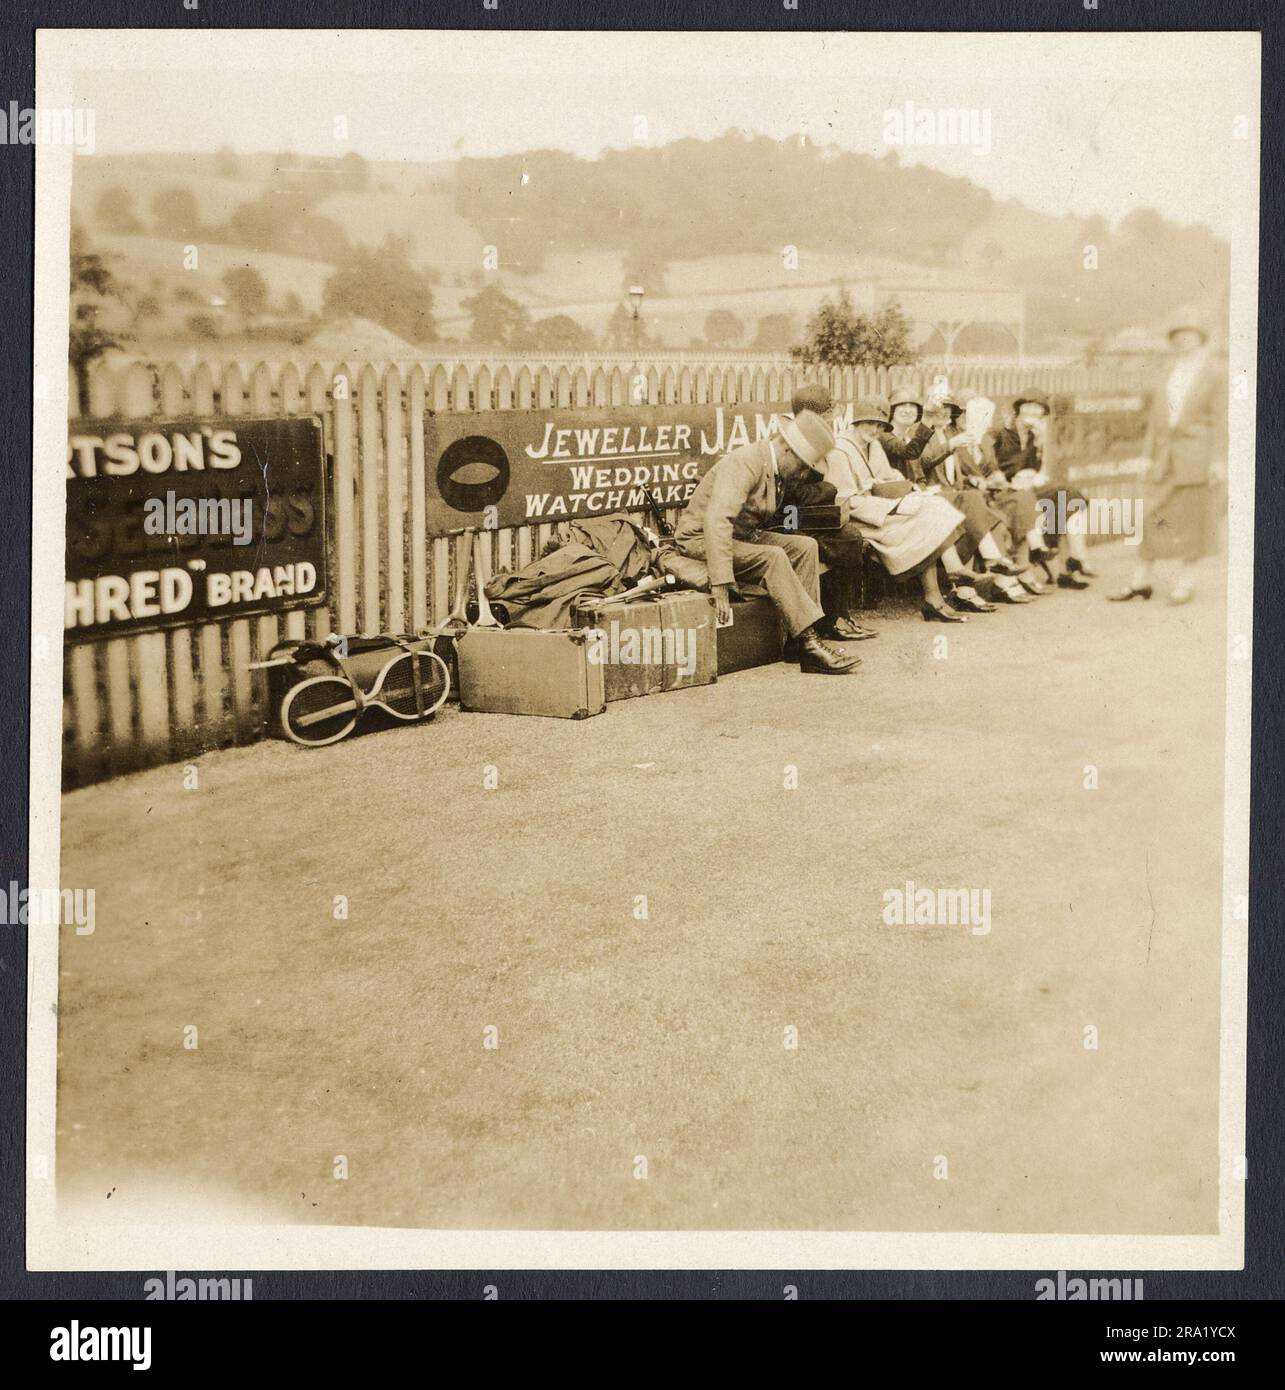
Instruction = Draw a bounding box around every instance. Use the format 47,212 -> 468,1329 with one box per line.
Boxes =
70,143 -> 1227,356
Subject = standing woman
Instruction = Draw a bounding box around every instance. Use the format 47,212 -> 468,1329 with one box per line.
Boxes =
1109,309 -> 1226,605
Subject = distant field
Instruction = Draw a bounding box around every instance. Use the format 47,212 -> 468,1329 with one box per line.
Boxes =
95,234 -> 333,312
73,152 -> 1027,352
73,153 -> 483,273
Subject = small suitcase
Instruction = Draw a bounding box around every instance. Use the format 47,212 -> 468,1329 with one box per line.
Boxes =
456,627 -> 606,719
573,590 -> 717,701
770,504 -> 844,533
716,594 -> 786,675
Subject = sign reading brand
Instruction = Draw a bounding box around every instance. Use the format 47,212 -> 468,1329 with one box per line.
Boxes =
424,402 -> 850,535
65,416 -> 328,639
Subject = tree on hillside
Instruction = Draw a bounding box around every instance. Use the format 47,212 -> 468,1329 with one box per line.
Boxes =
791,289 -> 916,368
321,243 -> 438,344
461,285 -> 531,347
219,187 -> 310,253
523,314 -> 596,352
151,186 -> 201,239
186,314 -> 220,341
861,303 -> 918,367
132,294 -> 162,328
604,302 -> 662,350
95,186 -> 142,235
339,151 -> 371,194
621,248 -> 669,298
223,265 -> 269,322
69,227 -> 130,415
703,309 -> 744,348
752,313 -> 795,351
297,215 -> 354,266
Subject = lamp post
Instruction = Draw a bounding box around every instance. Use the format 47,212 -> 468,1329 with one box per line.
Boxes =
628,284 -> 645,353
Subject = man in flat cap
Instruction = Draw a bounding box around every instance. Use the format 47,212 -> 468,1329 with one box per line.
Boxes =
674,409 -> 860,673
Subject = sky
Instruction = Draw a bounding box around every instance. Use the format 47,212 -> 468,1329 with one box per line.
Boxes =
52,30 -> 1259,239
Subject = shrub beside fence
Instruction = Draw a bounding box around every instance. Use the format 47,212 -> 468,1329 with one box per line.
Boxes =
62,354 -> 1146,787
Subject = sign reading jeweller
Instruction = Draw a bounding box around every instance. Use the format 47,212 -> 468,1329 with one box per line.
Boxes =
65,416 -> 328,639
425,401 -> 830,535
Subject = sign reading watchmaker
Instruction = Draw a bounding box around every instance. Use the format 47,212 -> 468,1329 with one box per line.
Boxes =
65,416 -> 328,639
425,402 -> 827,535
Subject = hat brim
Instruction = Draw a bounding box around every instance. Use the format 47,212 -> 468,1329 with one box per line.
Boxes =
778,418 -> 830,468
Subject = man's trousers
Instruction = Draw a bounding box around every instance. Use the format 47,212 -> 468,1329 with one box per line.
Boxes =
676,529 -> 825,637
810,524 -> 866,619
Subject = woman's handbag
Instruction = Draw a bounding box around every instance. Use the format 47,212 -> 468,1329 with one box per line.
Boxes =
872,478 -> 914,501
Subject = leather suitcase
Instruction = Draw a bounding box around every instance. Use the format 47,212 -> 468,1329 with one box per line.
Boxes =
716,593 -> 786,675
456,627 -> 606,719
574,590 -> 717,701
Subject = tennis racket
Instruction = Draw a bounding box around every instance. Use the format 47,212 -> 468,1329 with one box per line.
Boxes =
280,646 -> 450,747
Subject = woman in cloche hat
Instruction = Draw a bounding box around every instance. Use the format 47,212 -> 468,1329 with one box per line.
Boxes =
817,396 -> 986,622
877,385 -> 934,481
991,390 -> 1097,590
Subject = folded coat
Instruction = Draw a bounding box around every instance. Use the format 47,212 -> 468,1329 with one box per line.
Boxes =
484,544 -> 621,629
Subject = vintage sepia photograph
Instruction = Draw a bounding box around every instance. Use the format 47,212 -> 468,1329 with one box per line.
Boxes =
27,26 -> 1256,1272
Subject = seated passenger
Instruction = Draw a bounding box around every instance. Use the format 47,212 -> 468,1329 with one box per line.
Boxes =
673,409 -> 862,674
788,384 -> 995,620
919,396 -> 1043,605
990,390 -> 1096,588
816,394 -> 992,623
923,400 -> 1051,600
879,385 -> 936,482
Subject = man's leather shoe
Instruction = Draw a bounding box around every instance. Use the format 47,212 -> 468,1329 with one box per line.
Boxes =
798,628 -> 861,673
1057,571 -> 1090,590
818,615 -> 877,641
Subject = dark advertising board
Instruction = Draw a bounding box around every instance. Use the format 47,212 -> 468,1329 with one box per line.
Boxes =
65,415 -> 327,640
1048,390 -> 1152,490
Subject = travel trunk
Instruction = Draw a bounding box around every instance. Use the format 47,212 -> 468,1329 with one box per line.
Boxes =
455,627 -> 606,719
716,594 -> 786,675
573,590 -> 718,702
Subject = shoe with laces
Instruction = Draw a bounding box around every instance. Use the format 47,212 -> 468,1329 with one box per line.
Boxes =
798,627 -> 862,673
